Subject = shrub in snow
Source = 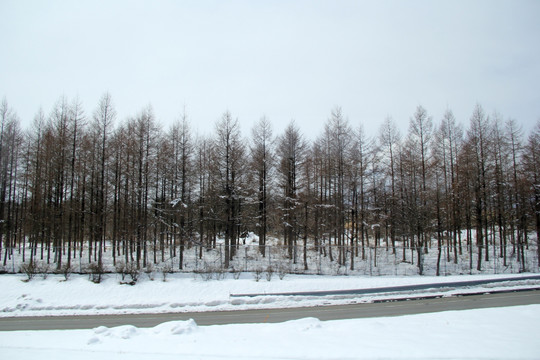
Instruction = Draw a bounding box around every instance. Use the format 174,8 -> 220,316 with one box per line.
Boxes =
19,261 -> 53,281
253,267 -> 263,282
197,262 -> 214,281
215,266 -> 226,280
87,262 -> 104,284
198,262 -> 225,281
144,263 -> 155,281
19,261 -> 38,281
115,261 -> 127,281
277,262 -> 288,280
266,266 -> 274,281
160,264 -> 173,282
59,263 -> 72,281
231,266 -> 242,280
125,262 -> 140,283
38,263 -> 50,279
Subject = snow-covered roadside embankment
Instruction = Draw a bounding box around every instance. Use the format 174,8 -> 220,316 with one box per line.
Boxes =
1,272 -> 539,317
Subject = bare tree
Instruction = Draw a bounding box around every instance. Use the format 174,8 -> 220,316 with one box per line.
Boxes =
326,108 -> 353,266
506,119 -> 526,271
379,116 -> 401,254
66,97 -> 86,268
407,105 -> 433,274
91,93 -> 116,268
212,111 -> 245,268
0,98 -> 22,266
195,135 -> 216,250
436,109 -> 463,264
277,121 -> 306,261
351,124 -> 373,261
466,104 -> 491,270
2,93 -> 539,276
250,116 -> 274,257
524,120 -> 540,268
490,115 -> 510,265
167,111 -> 194,268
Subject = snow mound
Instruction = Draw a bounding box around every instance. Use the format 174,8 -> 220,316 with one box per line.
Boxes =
88,320 -> 199,345
283,317 -> 322,331
88,324 -> 140,344
152,319 -> 198,335
106,325 -> 140,339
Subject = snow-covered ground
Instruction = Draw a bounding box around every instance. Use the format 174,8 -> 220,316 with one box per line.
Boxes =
1,272 -> 539,317
1,273 -> 539,359
1,305 -> 538,359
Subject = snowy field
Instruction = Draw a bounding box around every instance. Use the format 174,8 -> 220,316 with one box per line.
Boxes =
1,272 -> 540,317
1,273 -> 540,359
1,305 -> 539,359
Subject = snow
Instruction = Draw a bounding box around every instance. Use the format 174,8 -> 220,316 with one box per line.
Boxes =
1,272 -> 539,317
1,306 -> 539,359
1,273 -> 539,359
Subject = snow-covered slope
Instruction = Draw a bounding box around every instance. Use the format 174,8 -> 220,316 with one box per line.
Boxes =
1,272 -> 539,317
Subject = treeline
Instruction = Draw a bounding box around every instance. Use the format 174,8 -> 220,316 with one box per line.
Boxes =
0,94 -> 539,275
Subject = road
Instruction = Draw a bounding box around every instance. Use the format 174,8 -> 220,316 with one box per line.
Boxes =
231,274 -> 540,297
0,289 -> 538,331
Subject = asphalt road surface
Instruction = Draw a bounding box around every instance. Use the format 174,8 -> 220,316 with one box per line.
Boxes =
231,274 -> 540,297
1,290 -> 538,331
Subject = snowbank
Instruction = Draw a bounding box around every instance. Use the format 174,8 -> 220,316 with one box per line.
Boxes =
1,272 -> 539,317
1,306 -> 539,359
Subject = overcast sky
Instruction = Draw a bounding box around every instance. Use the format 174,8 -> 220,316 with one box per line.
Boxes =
1,0 -> 539,139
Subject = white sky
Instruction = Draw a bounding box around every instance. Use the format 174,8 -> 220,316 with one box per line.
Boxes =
1,0 -> 539,139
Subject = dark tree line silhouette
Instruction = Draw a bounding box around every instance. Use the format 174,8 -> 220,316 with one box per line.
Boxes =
0,94 -> 538,275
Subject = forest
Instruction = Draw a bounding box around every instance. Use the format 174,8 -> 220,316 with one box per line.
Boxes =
0,94 -> 539,277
